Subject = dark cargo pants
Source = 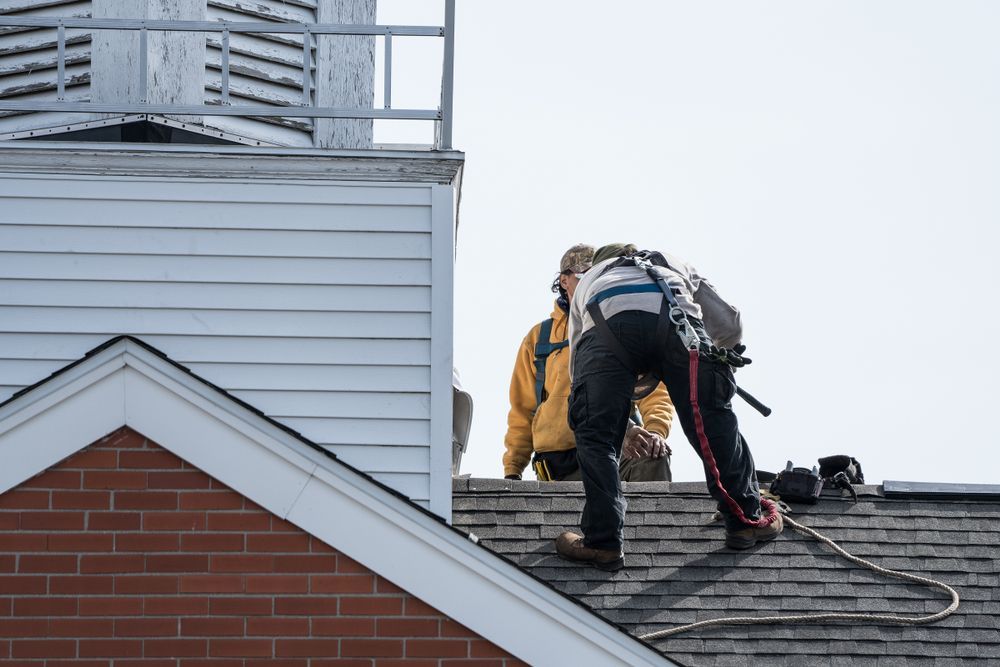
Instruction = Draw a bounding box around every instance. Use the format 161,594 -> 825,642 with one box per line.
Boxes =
568,310 -> 762,552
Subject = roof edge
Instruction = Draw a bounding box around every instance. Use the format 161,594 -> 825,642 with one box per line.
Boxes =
0,337 -> 673,667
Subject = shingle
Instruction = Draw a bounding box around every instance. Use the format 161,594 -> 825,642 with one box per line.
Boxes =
452,479 -> 999,664
467,478 -> 516,492
451,495 -> 477,510
535,480 -> 582,493
549,496 -> 582,511
956,642 -> 1000,657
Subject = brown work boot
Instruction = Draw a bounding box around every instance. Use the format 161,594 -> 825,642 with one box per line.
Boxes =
725,511 -> 784,550
555,531 -> 624,571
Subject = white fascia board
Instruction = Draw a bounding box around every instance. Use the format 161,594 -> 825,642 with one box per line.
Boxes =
0,142 -> 465,185
0,345 -> 125,436
121,367 -> 317,519
0,370 -> 126,493
0,337 -> 673,667
0,140 -> 465,162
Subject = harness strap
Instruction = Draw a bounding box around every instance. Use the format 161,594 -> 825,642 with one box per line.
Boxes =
533,318 -> 569,409
687,348 -> 777,528
585,301 -> 639,373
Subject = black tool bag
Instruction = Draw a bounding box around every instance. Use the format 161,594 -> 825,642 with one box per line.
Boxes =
769,461 -> 824,503
818,454 -> 864,502
532,450 -> 580,482
818,455 -> 864,483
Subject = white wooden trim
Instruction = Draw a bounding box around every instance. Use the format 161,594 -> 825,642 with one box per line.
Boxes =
0,372 -> 125,494
0,338 -> 673,667
0,172 -> 434,205
0,143 -> 464,184
428,184 -> 454,521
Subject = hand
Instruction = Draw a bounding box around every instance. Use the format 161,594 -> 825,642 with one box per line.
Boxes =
622,426 -> 671,459
504,474 -> 521,480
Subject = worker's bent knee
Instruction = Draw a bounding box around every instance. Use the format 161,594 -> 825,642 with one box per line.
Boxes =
620,455 -> 671,482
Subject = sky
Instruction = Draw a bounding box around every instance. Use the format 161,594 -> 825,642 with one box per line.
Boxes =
379,1 -> 1000,485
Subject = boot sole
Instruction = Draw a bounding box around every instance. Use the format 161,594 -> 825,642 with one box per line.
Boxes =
725,530 -> 780,550
555,552 -> 625,572
593,557 -> 624,572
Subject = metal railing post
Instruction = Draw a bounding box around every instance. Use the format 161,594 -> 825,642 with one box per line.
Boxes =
138,24 -> 148,103
221,26 -> 230,104
302,26 -> 311,107
56,21 -> 65,101
438,0 -> 455,150
383,30 -> 392,110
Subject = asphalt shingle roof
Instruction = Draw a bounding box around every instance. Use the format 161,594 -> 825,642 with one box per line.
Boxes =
452,479 -> 1000,666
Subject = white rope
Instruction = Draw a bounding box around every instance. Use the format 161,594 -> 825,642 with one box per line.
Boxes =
638,513 -> 961,642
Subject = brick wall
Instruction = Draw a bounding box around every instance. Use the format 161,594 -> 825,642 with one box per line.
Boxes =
0,427 -> 525,666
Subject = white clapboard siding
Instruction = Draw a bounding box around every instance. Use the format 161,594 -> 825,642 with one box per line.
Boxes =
0,225 -> 433,257
368,473 -> 427,504
278,417 -> 430,447
0,0 -> 93,135
0,254 -> 431,285
184,363 -> 430,392
0,307 -> 431,338
0,281 -> 432,313
232,390 -> 431,419
326,445 -> 429,474
0,171 -> 454,508
0,334 -> 431,366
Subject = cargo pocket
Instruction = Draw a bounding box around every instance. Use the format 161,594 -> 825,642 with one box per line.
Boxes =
568,383 -> 588,431
710,364 -> 737,408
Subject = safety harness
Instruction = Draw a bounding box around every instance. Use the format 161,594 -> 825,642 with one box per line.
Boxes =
532,318 -> 567,410
585,252 -> 777,528
530,316 -> 641,482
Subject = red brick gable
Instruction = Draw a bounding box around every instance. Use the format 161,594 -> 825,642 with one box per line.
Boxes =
0,427 -> 523,666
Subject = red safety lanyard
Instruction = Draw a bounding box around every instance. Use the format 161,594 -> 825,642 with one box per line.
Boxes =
688,349 -> 777,528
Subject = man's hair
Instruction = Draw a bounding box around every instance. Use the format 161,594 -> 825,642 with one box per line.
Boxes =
551,276 -> 568,310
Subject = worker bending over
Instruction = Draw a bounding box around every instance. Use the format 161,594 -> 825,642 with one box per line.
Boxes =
503,244 -> 675,483
556,243 -> 782,571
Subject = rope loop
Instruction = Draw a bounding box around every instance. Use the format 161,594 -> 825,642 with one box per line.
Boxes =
638,514 -> 960,641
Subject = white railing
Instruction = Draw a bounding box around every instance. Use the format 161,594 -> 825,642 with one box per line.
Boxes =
0,0 -> 456,149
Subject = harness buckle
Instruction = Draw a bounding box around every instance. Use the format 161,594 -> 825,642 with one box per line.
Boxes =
669,306 -> 701,351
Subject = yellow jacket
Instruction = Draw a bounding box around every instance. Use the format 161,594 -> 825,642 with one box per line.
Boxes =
503,302 -> 676,477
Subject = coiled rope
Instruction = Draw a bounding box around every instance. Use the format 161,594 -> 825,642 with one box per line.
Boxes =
638,513 -> 961,641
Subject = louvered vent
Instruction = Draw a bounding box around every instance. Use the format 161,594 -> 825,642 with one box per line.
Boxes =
0,0 -> 94,135
203,0 -> 317,147
0,0 -> 377,147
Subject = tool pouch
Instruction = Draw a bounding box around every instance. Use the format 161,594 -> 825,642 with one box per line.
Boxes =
532,450 -> 580,482
818,455 -> 864,483
769,461 -> 824,503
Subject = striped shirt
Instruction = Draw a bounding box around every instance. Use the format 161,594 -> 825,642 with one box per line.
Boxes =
568,253 -> 743,370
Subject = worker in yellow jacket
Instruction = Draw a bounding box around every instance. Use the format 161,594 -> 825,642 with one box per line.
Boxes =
503,244 -> 675,482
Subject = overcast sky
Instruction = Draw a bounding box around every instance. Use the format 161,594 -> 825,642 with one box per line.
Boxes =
382,1 -> 1000,485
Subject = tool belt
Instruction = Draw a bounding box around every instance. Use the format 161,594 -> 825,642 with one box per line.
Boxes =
770,461 -> 824,504
532,450 -> 579,482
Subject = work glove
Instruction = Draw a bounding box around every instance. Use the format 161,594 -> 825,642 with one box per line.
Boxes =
701,342 -> 752,368
727,343 -> 752,367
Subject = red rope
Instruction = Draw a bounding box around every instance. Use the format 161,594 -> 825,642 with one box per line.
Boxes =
687,349 -> 776,528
